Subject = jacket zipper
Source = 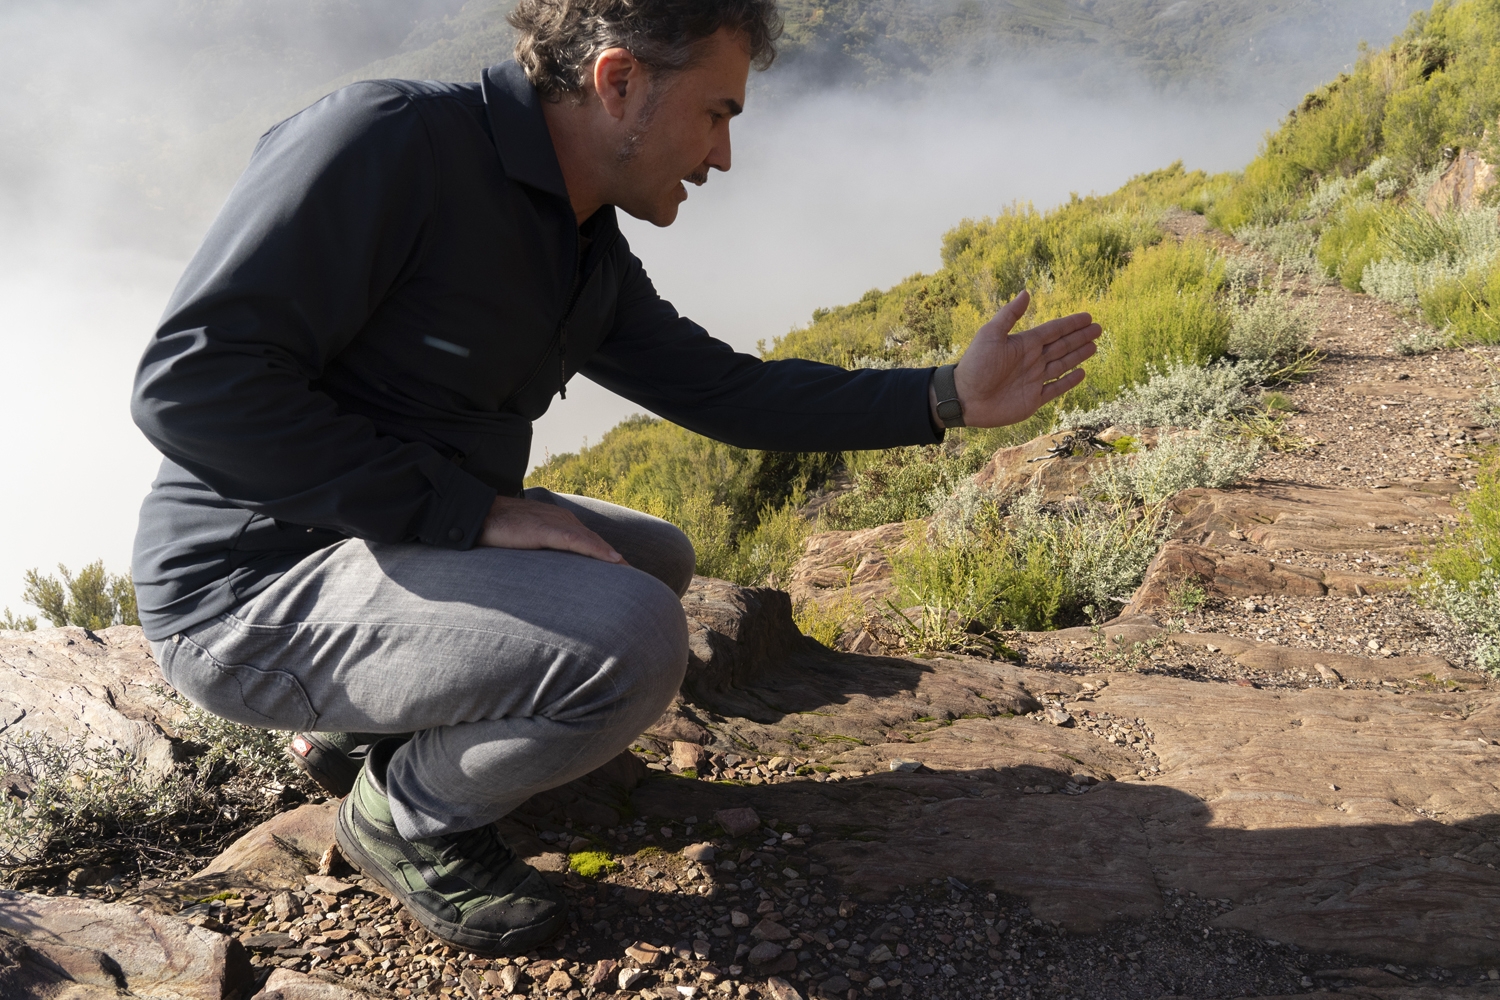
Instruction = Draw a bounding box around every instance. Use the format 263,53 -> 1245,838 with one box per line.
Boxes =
554,229 -> 619,399
501,229 -> 619,408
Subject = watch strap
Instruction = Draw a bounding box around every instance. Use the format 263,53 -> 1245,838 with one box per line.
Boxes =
933,364 -> 965,428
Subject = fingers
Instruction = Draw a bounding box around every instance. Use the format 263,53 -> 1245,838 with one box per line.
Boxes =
549,523 -> 625,563
1043,339 -> 1099,382
988,290 -> 1032,336
1024,311 -> 1096,346
480,497 -> 626,563
1040,322 -> 1103,364
1037,366 -> 1088,406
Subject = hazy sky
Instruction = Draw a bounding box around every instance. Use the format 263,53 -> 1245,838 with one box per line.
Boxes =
0,2 -> 1404,621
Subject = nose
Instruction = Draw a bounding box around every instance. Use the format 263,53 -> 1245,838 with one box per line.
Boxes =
707,124 -> 732,173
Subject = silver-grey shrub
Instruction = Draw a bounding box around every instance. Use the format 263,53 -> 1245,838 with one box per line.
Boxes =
1090,430 -> 1263,506
1228,289 -> 1315,361
1425,569 -> 1500,674
1057,358 -> 1272,430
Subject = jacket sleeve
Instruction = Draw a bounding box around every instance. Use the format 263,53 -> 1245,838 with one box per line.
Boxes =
580,246 -> 943,452
131,82 -> 497,548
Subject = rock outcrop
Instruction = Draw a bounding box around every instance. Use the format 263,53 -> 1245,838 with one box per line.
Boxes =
0,889 -> 252,999
0,625 -> 185,778
1426,148 -> 1497,215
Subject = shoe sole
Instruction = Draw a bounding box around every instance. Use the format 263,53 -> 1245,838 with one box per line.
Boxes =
334,795 -> 566,957
287,733 -> 363,798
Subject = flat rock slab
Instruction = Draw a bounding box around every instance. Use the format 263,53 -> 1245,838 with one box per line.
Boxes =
637,586 -> 1500,968
676,578 -> 1038,750
1169,481 -> 1458,556
0,889 -> 251,999
0,625 -> 186,777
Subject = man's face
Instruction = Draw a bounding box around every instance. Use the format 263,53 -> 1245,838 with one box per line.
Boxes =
613,29 -> 750,227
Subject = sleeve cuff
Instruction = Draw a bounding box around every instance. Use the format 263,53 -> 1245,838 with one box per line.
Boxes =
419,459 -> 497,549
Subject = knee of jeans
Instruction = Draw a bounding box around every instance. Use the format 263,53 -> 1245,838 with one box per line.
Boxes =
613,579 -> 689,716
659,523 -> 697,598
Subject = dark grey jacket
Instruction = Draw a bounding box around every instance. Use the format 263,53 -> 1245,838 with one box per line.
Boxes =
130,61 -> 940,641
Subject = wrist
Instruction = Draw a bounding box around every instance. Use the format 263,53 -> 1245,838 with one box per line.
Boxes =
931,364 -> 965,428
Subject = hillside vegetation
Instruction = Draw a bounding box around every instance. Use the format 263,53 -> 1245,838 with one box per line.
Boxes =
534,0 -> 1500,657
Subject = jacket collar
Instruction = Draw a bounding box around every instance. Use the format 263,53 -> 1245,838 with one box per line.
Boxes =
481,61 -> 570,201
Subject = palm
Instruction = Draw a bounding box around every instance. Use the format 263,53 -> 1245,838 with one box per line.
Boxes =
953,291 -> 1102,428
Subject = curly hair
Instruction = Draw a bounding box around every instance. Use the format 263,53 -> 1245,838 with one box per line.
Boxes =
508,0 -> 782,100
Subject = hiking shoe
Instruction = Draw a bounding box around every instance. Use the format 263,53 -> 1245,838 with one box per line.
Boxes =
334,739 -> 567,956
288,731 -> 408,798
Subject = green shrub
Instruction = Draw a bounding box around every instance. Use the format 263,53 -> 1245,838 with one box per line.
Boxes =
1233,221 -> 1322,276
16,561 -> 138,630
1422,450 -> 1500,673
822,445 -> 981,530
1418,260 -> 1500,343
1078,239 -> 1230,409
1316,199 -> 1390,289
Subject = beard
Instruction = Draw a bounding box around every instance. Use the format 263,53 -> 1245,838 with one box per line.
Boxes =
615,80 -> 663,164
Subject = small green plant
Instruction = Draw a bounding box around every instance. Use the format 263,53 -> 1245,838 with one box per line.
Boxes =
1424,569 -> 1500,674
0,608 -> 36,631
824,445 -> 981,530
1168,577 -> 1208,612
794,586 -> 866,648
569,850 -> 619,878
1396,329 -> 1449,355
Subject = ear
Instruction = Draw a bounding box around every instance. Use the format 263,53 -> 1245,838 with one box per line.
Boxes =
592,47 -> 641,121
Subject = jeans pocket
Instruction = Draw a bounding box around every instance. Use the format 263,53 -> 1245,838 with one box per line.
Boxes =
161,630 -> 318,731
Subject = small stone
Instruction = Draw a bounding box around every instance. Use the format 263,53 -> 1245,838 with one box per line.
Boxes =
731,910 -> 751,927
715,807 -> 761,837
545,969 -> 574,991
748,941 -> 784,965
303,875 -> 356,896
822,975 -> 851,993
1488,968 -> 1499,980
672,741 -> 707,771
752,919 -> 793,942
498,966 -> 528,993
627,941 -> 665,967
1044,708 -> 1072,727
677,987 -> 700,998
243,932 -> 296,950
764,976 -> 804,1000
868,976 -> 887,990
848,630 -> 880,654
865,944 -> 893,964
683,842 -> 716,863
588,959 -> 619,988
888,759 -> 921,773
1314,663 -> 1343,682
568,835 -> 592,852
620,967 -> 649,990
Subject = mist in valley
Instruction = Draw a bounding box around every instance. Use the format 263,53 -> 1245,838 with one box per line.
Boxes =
0,0 -> 1417,619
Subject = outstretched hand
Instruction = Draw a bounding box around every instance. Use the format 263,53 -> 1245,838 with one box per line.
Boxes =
479,495 -> 626,564
932,290 -> 1102,429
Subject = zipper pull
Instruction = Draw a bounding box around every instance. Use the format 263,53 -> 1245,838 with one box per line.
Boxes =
559,354 -> 567,399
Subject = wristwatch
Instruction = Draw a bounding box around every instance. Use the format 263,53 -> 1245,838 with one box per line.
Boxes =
933,364 -> 965,428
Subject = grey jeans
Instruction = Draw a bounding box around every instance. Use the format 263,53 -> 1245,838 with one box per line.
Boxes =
151,489 -> 694,840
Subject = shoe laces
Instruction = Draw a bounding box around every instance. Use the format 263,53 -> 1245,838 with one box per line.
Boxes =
433,824 -> 516,890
